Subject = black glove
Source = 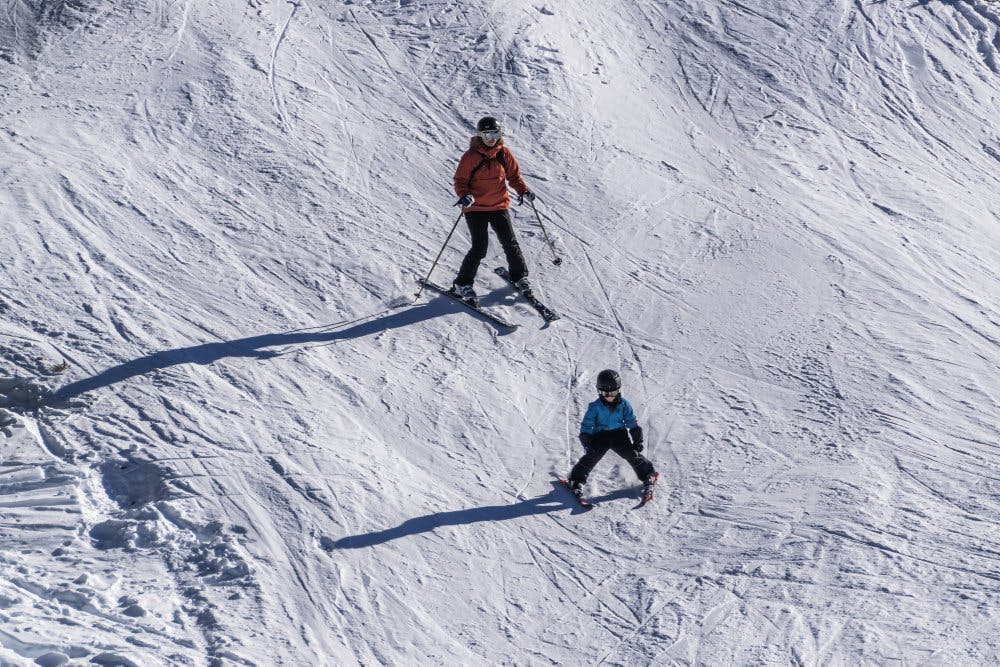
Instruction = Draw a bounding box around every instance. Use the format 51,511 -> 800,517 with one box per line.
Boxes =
517,190 -> 536,205
578,433 -> 594,451
629,426 -> 644,453
456,194 -> 474,208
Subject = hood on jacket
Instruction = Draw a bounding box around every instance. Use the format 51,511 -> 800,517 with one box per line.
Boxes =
599,394 -> 623,408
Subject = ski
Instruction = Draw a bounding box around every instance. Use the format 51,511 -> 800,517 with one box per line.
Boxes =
494,267 -> 561,322
418,278 -> 518,329
639,472 -> 660,506
559,478 -> 593,508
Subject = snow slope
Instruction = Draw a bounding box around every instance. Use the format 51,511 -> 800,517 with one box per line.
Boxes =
2,0 -> 999,664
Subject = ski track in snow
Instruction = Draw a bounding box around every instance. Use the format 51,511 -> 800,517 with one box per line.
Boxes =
1,0 -> 1000,663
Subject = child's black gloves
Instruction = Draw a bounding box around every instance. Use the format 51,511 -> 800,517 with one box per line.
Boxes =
629,426 -> 644,452
578,433 -> 594,451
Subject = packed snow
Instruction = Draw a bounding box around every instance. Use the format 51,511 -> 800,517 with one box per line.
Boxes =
2,0 -> 999,664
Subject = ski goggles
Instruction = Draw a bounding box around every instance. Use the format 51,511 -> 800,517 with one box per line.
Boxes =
598,388 -> 620,397
479,129 -> 501,141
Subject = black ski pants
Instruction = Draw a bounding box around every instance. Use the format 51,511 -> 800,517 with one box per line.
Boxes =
455,209 -> 528,286
569,429 -> 655,485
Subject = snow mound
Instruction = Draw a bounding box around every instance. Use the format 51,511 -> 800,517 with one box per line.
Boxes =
0,408 -> 256,663
0,0 -> 120,62
0,377 -> 52,409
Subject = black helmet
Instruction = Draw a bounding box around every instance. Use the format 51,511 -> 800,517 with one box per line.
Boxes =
476,116 -> 501,133
596,369 -> 621,392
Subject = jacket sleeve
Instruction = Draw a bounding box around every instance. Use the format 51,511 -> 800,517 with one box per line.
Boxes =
622,400 -> 639,430
501,147 -> 528,195
453,151 -> 475,198
580,403 -> 598,435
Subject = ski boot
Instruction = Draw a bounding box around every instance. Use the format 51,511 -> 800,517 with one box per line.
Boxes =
559,478 -> 593,508
513,276 -> 534,298
640,472 -> 660,505
449,283 -> 479,307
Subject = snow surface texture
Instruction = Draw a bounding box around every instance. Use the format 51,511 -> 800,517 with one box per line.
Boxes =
2,0 -> 999,664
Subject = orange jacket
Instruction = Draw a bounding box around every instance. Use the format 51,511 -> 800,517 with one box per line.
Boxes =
453,136 -> 528,212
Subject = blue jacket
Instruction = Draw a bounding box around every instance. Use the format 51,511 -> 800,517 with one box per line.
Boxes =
580,397 -> 639,435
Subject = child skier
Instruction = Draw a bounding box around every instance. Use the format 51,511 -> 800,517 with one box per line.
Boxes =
566,370 -> 659,504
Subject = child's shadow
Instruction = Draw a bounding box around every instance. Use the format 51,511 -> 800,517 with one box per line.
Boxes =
330,481 -> 621,549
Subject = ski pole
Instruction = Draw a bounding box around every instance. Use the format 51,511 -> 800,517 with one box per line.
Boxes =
414,211 -> 464,300
529,199 -> 562,266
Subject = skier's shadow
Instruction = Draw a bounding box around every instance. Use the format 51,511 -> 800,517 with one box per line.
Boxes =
52,300 -> 482,403
331,482 -> 635,549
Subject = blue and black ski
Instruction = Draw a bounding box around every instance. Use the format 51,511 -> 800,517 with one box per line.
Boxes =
418,278 -> 517,329
494,267 -> 560,322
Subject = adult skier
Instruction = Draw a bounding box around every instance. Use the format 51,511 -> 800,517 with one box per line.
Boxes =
566,370 -> 659,504
450,116 -> 536,306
